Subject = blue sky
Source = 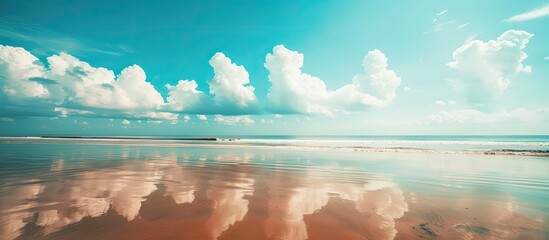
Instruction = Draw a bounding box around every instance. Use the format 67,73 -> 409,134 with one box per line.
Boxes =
0,0 -> 548,135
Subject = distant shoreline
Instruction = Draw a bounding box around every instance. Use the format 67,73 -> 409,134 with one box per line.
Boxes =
37,136 -> 221,141
1,136 -> 548,156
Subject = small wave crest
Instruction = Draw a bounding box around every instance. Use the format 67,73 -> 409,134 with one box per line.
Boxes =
1,136 -> 548,156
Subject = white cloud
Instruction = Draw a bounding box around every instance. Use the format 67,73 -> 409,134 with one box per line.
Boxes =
434,100 -> 456,106
433,20 -> 457,32
47,53 -> 164,110
260,119 -> 273,124
197,114 -> 208,121
457,23 -> 469,29
428,108 -> 549,124
0,45 -> 50,100
1,45 -> 263,120
163,53 -> 259,115
506,4 -> 549,22
264,45 -> 334,115
428,109 -> 492,124
447,30 -> 533,104
264,45 -> 401,115
214,115 -> 254,126
146,120 -> 162,124
133,112 -> 178,122
121,119 -> 131,125
544,57 -> 549,60
54,107 -> 94,117
464,34 -> 478,43
274,114 -> 283,118
436,9 -> 448,16
208,53 -> 259,113
427,10 -> 469,33
402,86 -> 411,92
116,65 -> 165,109
0,45 -> 178,120
165,80 -> 209,112
2,44 -> 407,120
183,115 -> 190,122
345,49 -> 401,105
432,10 -> 448,23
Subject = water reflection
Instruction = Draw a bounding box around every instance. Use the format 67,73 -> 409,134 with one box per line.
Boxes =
0,147 -> 547,240
0,183 -> 44,240
206,172 -> 254,239
4,159 -> 160,238
265,178 -> 407,240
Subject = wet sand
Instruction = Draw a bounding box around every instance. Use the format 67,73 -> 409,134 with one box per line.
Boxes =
0,141 -> 548,239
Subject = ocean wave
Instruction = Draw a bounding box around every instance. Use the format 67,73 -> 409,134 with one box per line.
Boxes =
232,138 -> 549,147
1,136 -> 548,156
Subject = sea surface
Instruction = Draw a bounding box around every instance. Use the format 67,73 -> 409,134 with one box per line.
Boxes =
0,136 -> 548,239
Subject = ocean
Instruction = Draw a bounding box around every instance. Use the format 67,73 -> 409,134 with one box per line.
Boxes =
0,136 -> 548,239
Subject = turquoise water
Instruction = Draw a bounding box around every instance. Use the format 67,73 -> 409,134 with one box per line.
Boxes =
1,138 -> 548,239
3,135 -> 549,152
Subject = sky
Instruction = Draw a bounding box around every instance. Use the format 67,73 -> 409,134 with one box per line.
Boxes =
0,0 -> 548,135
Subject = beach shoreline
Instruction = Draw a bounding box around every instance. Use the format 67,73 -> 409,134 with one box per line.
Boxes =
1,136 -> 548,156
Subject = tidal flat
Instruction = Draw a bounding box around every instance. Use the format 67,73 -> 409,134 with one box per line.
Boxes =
1,138 -> 548,239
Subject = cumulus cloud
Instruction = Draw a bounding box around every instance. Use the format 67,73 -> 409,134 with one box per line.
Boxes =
264,45 -> 401,115
0,45 -> 177,120
213,115 -> 254,126
164,52 -> 260,115
0,45 -> 50,100
208,53 -> 259,113
506,4 -> 549,22
47,53 -> 165,110
0,45 -> 263,121
165,80 -> 209,112
447,30 -> 533,105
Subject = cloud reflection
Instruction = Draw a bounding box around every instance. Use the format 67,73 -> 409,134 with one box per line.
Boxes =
264,177 -> 407,240
1,149 -> 541,240
0,154 -> 197,239
0,183 -> 44,240
206,172 -> 254,239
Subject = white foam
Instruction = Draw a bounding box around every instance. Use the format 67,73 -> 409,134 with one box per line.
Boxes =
1,137 -> 547,156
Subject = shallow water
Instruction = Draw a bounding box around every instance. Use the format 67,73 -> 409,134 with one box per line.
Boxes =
0,139 -> 548,239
